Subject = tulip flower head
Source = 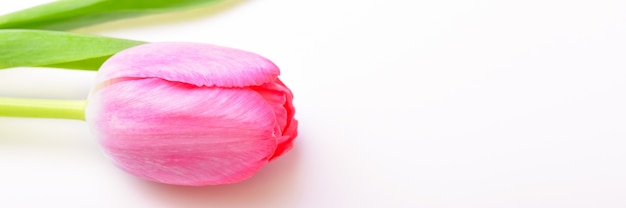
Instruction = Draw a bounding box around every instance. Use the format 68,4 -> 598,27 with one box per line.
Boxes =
84,42 -> 298,186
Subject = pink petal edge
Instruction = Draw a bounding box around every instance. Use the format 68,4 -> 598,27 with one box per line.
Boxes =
97,42 -> 280,88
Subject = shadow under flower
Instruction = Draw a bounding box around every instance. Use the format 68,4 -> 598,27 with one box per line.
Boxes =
134,144 -> 303,208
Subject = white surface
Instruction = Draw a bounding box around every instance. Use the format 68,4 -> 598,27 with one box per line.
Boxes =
1,0 -> 626,207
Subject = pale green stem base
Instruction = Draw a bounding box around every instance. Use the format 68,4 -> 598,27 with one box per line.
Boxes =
0,97 -> 86,120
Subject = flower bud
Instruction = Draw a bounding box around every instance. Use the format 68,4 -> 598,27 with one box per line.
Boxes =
85,42 -> 297,186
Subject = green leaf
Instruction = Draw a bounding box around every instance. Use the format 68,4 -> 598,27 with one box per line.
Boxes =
41,56 -> 113,70
0,0 -> 223,30
0,29 -> 145,70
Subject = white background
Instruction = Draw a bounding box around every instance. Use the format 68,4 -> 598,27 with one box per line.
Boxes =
1,0 -> 626,207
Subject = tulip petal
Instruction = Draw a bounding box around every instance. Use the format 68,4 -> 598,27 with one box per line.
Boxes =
86,78 -> 278,185
97,42 -> 280,88
253,87 -> 288,134
253,80 -> 298,160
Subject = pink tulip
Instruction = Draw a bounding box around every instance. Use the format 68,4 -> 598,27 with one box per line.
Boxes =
84,42 -> 298,186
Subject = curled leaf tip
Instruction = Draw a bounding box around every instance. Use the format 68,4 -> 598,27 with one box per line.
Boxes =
0,29 -> 145,70
0,0 -> 225,30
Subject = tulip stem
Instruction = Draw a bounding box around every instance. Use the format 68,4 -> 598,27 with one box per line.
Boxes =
0,97 -> 86,120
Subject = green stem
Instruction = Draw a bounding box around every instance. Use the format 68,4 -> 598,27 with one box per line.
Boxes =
0,97 -> 86,120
